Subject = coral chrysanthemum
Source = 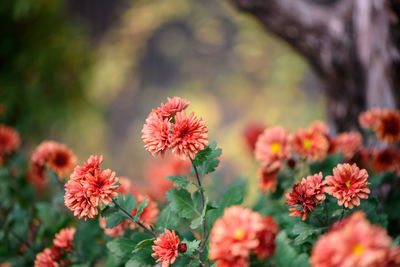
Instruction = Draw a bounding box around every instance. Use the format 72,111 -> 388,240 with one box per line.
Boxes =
34,248 -> 59,267
242,122 -> 266,153
257,167 -> 278,193
209,206 -> 278,266
292,128 -> 329,161
154,96 -> 190,119
64,155 -> 119,220
152,229 -> 180,267
375,109 -> 400,143
131,194 -> 159,228
309,120 -> 329,135
285,172 -> 326,220
0,124 -> 21,164
53,228 -> 75,252
142,112 -> 172,156
373,148 -> 397,173
310,211 -> 392,267
359,108 -> 382,129
325,163 -> 370,209
255,126 -> 291,172
331,131 -> 363,159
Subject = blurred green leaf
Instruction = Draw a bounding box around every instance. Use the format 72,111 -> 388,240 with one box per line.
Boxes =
166,188 -> 199,219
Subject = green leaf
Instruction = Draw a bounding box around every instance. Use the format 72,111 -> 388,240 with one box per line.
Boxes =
107,238 -> 137,261
310,153 -> 342,176
219,184 -> 245,209
190,216 -> 203,230
272,231 -> 310,267
134,238 -> 155,251
133,198 -> 148,221
291,222 -> 324,246
117,194 -> 137,211
166,188 -> 200,219
156,205 -> 180,230
166,175 -> 193,189
103,194 -> 137,228
182,239 -> 200,256
192,142 -> 222,176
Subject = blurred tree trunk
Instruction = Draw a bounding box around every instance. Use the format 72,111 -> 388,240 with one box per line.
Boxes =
231,0 -> 400,132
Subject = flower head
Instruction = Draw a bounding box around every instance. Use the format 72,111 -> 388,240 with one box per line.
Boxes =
152,229 -> 180,267
292,128 -> 329,161
34,248 -> 59,267
142,112 -> 172,156
325,163 -> 370,209
242,122 -> 266,153
0,124 -> 21,164
46,144 -> 77,179
155,96 -> 190,119
53,228 -> 75,252
375,109 -> 400,143
285,172 -> 326,220
257,167 -> 278,193
311,211 -> 392,267
359,108 -> 382,129
309,121 -> 329,135
373,148 -> 397,174
330,131 -> 363,159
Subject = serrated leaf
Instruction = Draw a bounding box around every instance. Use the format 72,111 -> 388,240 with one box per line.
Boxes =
166,175 -> 193,189
190,216 -> 203,230
291,222 -> 323,246
107,238 -> 137,261
103,194 -> 138,228
133,238 -> 155,251
272,231 -> 310,267
219,185 -> 244,209
192,142 -> 222,176
166,188 -> 200,219
117,194 -> 137,211
133,198 -> 148,221
156,205 -> 180,230
182,239 -> 200,256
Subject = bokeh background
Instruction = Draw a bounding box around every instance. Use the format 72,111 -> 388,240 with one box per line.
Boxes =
0,0 -> 325,199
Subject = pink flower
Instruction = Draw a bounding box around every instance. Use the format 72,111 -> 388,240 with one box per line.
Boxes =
242,122 -> 266,153
255,126 -> 291,172
359,108 -> 382,129
311,211 -> 392,267
325,163 -> 370,209
331,132 -> 363,159
152,229 -> 180,267
257,167 -> 278,193
34,249 -> 59,267
292,128 -> 329,161
142,112 -> 172,156
285,172 -> 326,220
53,228 -> 75,252
155,96 -> 190,119
375,109 -> 400,143
309,121 -> 329,135
253,217 -> 279,260
0,124 -> 21,164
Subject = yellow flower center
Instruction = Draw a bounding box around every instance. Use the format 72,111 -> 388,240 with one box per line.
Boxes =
270,143 -> 282,154
345,180 -> 351,188
302,139 -> 312,149
234,229 -> 245,240
352,244 -> 364,256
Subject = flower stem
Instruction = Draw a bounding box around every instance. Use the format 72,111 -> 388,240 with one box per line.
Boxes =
191,159 -> 206,267
112,199 -> 157,238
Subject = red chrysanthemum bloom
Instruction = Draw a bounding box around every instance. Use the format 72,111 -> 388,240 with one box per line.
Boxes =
255,126 -> 291,173
142,112 -> 172,156
131,194 -> 159,228
331,131 -> 363,159
375,109 -> 400,143
155,96 -> 190,119
310,211 -> 392,267
99,217 -> 129,237
209,206 -> 277,266
53,227 -> 75,252
46,144 -> 77,179
31,141 -> 59,166
387,247 -> 400,266
34,248 -> 59,267
27,164 -> 47,191
257,167 -> 278,193
64,155 -> 119,220
0,124 -> 21,164
170,111 -> 208,159
152,229 -> 180,267
285,172 -> 326,220
359,108 -> 382,129
309,120 -> 329,136
325,163 -> 370,209
242,122 -> 266,153
292,128 -> 329,161
373,148 -> 397,174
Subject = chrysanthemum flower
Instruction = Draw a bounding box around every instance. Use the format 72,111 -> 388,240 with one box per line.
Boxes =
209,206 -> 277,266
373,148 -> 397,173
330,131 -> 363,159
375,109 -> 400,143
255,126 -> 291,172
310,211 -> 392,267
70,154 -> 103,181
31,141 -> 59,167
0,124 -> 21,164
325,163 -> 370,209
34,248 -> 59,267
152,229 -> 180,267
285,172 -> 326,220
242,122 -> 266,153
258,167 -> 278,193
53,228 -> 75,252
115,177 -> 134,195
170,111 -> 208,159
27,164 -> 47,191
142,112 -> 172,156
359,108 -> 382,129
292,128 -> 329,161
131,194 -> 159,228
309,121 -> 329,135
155,96 -> 190,119
46,144 -> 77,179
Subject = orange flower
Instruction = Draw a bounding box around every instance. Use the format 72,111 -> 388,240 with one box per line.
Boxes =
46,144 -> 77,179
155,96 -> 190,119
115,177 -> 134,195
359,108 -> 382,129
310,211 -> 392,267
285,172 -> 326,220
152,229 -> 180,267
309,120 -> 329,135
292,128 -> 329,161
0,124 -> 21,164
27,164 -> 47,191
142,112 -> 172,156
53,227 -> 75,252
373,148 -> 397,173
257,167 -> 278,193
34,248 -> 59,267
330,131 -> 363,159
325,163 -> 370,209
242,122 -> 266,153
375,109 -> 400,143
255,126 -> 291,172
131,194 -> 159,228
209,206 -> 278,266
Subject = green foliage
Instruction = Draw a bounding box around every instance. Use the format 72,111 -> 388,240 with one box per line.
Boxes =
182,239 -> 201,256
272,231 -> 310,267
156,205 -> 180,230
166,175 -> 193,189
192,142 -> 222,178
166,188 -> 200,219
309,153 -> 342,176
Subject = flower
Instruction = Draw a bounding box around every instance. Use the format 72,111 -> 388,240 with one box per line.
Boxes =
27,164 -> 47,191
255,126 -> 291,172
258,167 -> 278,193
99,217 -> 129,237
285,172 -> 326,220
131,194 -> 159,228
34,248 -> 59,267
359,108 -> 382,129
170,111 -> 208,159
292,128 -> 329,161
115,177 -> 134,195
64,155 -> 119,220
242,122 -> 266,153
309,121 -> 329,135
310,211 -> 392,267
209,206 -> 278,266
330,131 -> 363,159
375,109 -> 400,143
53,228 -> 75,252
325,163 -> 370,209
0,124 -> 21,164
142,112 -> 172,156
46,144 -> 77,178
155,96 -> 190,119
373,148 -> 397,173
31,141 -> 59,167
152,229 -> 180,267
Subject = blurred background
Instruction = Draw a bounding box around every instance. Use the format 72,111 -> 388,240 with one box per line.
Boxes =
0,0 -> 325,192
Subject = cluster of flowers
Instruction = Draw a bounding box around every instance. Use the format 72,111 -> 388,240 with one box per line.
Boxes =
28,141 -> 77,190
286,163 -> 370,220
142,97 -> 208,159
311,211 -> 400,266
0,124 -> 20,165
34,227 -> 76,267
209,206 -> 278,267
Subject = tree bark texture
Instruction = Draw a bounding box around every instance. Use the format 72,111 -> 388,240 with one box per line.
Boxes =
231,0 -> 400,132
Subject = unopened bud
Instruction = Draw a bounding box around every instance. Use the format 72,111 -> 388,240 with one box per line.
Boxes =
178,243 -> 187,253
